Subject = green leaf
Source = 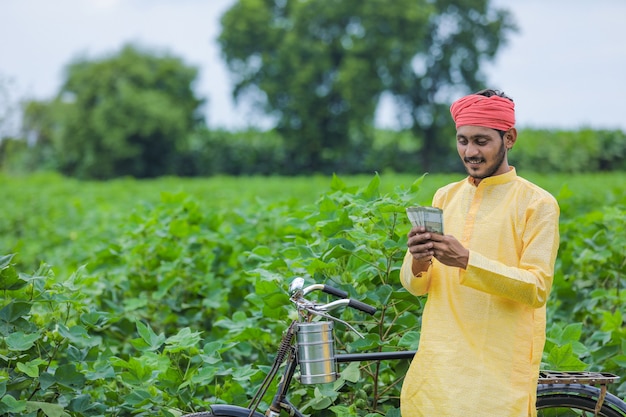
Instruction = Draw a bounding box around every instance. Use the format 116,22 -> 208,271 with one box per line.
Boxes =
348,334 -> 381,351
164,327 -> 202,352
360,174 -> 380,200
259,292 -> 287,309
339,361 -> 361,383
0,301 -> 32,323
0,255 -> 26,291
135,320 -> 166,351
115,356 -> 154,384
330,174 -> 347,191
589,330 -> 613,345
57,324 -> 101,348
39,372 -> 56,391
545,344 -> 588,371
409,173 -> 427,193
190,366 -> 219,385
0,254 -> 14,269
327,237 -> 356,252
329,405 -> 352,417
318,194 -> 339,213
25,401 -> 70,417
600,310 -> 623,332
68,394 -> 105,414
398,331 -> 420,349
1,394 -> 26,413
383,408 -> 402,417
17,359 -> 44,378
570,341 -> 590,357
54,364 -> 85,389
318,210 -> 353,237
547,322 -> 583,345
5,331 -> 39,351
124,389 -> 152,406
254,278 -> 280,295
560,322 -> 583,343
372,284 -> 393,305
79,310 -> 110,328
610,355 -> 626,368
311,385 -> 337,409
231,365 -> 259,381
85,361 -> 115,381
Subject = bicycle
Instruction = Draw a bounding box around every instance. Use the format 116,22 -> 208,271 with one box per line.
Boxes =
182,278 -> 626,417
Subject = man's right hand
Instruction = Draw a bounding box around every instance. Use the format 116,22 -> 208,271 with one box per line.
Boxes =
407,226 -> 435,265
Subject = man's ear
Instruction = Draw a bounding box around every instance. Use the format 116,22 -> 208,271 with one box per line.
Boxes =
505,128 -> 517,150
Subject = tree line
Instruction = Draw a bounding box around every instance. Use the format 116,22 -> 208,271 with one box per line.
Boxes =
0,0 -> 624,179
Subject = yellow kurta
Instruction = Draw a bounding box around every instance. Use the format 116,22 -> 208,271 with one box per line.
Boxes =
400,168 -> 560,417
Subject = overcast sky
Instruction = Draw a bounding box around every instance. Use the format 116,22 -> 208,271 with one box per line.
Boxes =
1,0 -> 625,132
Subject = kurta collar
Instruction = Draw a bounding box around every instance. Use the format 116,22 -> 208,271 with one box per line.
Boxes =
466,167 -> 517,187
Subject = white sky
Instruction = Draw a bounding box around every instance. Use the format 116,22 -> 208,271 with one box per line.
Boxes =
1,0 -> 625,133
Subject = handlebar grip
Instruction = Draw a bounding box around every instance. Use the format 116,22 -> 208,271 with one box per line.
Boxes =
322,284 -> 377,315
348,299 -> 377,316
322,285 -> 348,299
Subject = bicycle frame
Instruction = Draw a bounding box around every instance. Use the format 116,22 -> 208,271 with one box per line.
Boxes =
209,333 -> 418,417
270,348 -> 418,416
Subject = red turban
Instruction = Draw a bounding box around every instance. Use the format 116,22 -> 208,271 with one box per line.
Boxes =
450,94 -> 515,131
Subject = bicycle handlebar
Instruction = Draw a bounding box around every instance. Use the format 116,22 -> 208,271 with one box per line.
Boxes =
321,284 -> 348,298
347,299 -> 377,316
297,281 -> 377,316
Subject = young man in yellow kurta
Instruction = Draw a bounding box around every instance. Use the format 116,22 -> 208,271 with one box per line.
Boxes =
400,89 -> 560,416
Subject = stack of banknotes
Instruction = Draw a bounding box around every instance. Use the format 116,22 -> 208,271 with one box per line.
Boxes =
406,206 -> 444,234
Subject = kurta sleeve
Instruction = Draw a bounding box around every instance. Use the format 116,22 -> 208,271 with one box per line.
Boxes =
459,195 -> 560,308
400,249 -> 432,296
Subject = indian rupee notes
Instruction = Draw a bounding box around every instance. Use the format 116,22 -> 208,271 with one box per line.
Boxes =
406,206 -> 444,234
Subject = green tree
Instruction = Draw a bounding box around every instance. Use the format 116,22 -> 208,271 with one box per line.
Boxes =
219,0 -> 515,174
219,0 -> 432,174
25,44 -> 204,179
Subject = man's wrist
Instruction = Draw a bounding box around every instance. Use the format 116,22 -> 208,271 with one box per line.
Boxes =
412,258 -> 432,276
460,249 -> 470,269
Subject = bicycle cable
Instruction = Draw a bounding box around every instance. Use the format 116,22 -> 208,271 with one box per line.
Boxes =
246,321 -> 297,417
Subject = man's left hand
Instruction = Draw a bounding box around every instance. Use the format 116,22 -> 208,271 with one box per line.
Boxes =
428,233 -> 470,269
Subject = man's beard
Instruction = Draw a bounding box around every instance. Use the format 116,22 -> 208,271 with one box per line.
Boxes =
465,139 -> 507,180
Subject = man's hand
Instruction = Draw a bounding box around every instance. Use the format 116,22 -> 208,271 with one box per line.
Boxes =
407,226 -> 469,270
428,233 -> 469,269
407,226 -> 435,276
407,226 -> 435,262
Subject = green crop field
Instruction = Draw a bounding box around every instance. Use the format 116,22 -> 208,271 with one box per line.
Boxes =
1,171 -> 624,273
1,171 -> 625,416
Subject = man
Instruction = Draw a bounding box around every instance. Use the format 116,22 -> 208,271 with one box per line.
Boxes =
399,89 -> 560,416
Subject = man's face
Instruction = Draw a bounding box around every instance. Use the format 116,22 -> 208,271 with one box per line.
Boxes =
456,125 -> 509,182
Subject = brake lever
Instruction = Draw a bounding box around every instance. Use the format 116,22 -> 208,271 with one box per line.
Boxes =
305,307 -> 365,339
